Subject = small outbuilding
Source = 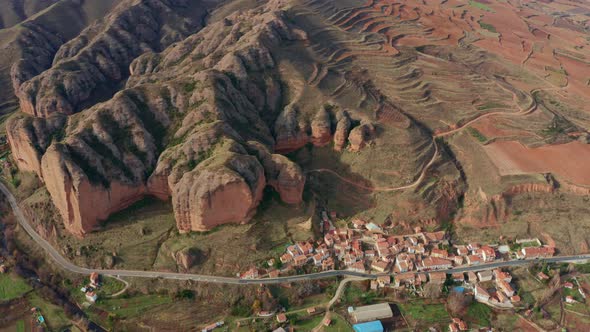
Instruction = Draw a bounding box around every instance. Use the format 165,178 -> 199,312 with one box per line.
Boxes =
353,320 -> 384,332
90,272 -> 100,287
350,303 -> 393,323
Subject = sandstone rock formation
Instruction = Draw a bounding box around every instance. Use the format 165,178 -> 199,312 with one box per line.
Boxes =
41,137 -> 150,236
274,105 -> 310,153
310,106 -> 332,147
461,179 -> 557,226
9,1 -> 314,235
174,248 -> 200,270
14,0 -> 206,117
6,114 -> 66,176
348,122 -> 376,152
248,142 -> 305,204
333,111 -> 352,151
7,0 -> 430,237
173,153 -> 266,232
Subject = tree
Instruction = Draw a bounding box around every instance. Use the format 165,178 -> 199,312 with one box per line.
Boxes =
273,259 -> 283,270
176,289 -> 195,300
252,299 -> 262,314
448,290 -> 472,316
296,280 -> 320,298
423,283 -> 443,299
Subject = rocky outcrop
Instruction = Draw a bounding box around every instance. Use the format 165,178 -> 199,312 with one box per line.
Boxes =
504,183 -> 555,195
6,114 -> 66,176
266,155 -> 305,204
248,142 -> 305,204
8,0 -> 384,237
348,122 -> 376,152
174,247 -> 203,270
462,179 -> 557,226
173,152 -> 266,232
274,105 -> 310,153
10,22 -> 64,94
560,182 -> 590,196
35,85 -> 170,235
310,106 -> 332,147
14,0 -> 206,117
333,111 -> 352,151
41,143 -> 149,236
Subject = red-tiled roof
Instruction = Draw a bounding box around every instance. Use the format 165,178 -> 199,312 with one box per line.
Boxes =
276,313 -> 287,323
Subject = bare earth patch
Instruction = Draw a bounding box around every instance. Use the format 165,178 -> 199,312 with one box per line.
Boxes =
483,140 -> 590,186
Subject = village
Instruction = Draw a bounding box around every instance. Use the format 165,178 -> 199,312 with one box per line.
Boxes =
233,211 -> 565,331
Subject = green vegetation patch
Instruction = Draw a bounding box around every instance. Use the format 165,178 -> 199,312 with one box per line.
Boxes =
293,315 -> 323,330
575,262 -> 590,274
477,102 -> 508,110
343,283 -> 377,305
57,195 -> 174,270
98,277 -> 126,297
95,294 -> 173,319
399,302 -> 450,324
113,196 -> 157,219
324,315 -> 352,331
540,115 -> 574,139
478,21 -> 497,33
469,0 -> 494,12
466,302 -> 492,326
183,81 -> 198,94
0,274 -> 32,300
16,320 -> 25,332
27,292 -> 72,331
467,127 -> 487,143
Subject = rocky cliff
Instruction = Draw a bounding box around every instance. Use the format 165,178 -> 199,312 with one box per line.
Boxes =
6,114 -> 66,175
461,179 -> 557,226
14,0 -> 206,117
7,0 -> 439,236
8,0 -> 311,235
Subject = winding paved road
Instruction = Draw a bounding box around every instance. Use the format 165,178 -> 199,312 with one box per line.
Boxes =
2,181 -> 589,285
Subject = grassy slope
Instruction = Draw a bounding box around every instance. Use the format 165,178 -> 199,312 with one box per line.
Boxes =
399,302 -> 451,328
45,187 -> 314,275
0,273 -> 32,300
27,292 -> 73,331
0,274 -> 73,331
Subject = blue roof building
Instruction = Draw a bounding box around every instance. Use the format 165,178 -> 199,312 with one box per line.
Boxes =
353,320 -> 384,332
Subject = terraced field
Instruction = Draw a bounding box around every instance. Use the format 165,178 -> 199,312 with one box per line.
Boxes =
279,0 -> 590,236
1,0 -> 590,330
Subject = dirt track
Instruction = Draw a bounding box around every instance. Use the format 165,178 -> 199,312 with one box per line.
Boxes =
308,84 -> 539,193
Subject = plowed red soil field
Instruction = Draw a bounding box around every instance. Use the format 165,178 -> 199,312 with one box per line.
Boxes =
484,140 -> 590,186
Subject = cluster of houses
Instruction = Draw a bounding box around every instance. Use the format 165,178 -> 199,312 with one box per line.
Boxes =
241,215 -> 556,282
269,220 -> 457,279
563,278 -> 587,305
80,272 -> 101,303
473,269 -> 520,308
448,317 -> 468,332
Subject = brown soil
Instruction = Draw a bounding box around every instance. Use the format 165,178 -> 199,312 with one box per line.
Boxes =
483,140 -> 590,186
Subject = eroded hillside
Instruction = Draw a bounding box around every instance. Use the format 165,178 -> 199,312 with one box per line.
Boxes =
2,0 -> 589,250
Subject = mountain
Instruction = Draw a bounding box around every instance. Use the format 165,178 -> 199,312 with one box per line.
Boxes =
2,0 -> 590,241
